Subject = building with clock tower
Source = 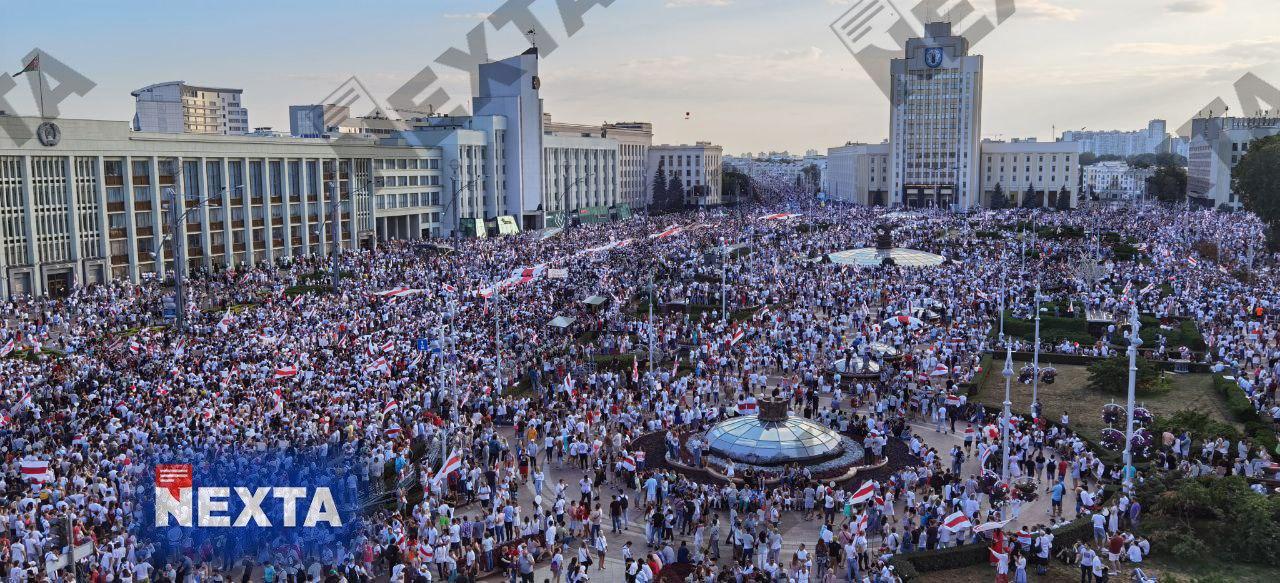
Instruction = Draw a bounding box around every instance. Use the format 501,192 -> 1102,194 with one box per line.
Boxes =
889,21 -> 983,209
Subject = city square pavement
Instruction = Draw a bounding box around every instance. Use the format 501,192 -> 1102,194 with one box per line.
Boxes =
485,386 -> 1058,581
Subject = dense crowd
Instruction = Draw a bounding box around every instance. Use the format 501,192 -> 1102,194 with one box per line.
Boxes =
1,201 -> 1278,583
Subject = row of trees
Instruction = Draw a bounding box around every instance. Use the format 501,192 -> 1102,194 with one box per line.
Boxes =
988,183 -> 1072,210
649,158 -> 689,212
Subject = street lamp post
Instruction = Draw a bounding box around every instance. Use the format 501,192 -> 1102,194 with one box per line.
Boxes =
494,274 -> 504,394
720,237 -> 728,322
648,272 -> 656,375
1031,283 -> 1043,417
157,160 -> 244,331
1123,306 -> 1143,490
328,179 -> 342,291
1001,332 -> 1014,485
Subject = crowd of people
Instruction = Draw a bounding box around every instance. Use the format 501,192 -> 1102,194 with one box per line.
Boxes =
1,200 -> 1278,583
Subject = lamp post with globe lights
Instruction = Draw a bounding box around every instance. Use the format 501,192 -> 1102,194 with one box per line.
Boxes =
1123,306 -> 1143,491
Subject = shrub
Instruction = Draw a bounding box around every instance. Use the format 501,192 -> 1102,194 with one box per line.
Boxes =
1149,410 -> 1240,443
1145,476 -> 1280,566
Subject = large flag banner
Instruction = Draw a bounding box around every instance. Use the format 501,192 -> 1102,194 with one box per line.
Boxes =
850,480 -> 876,504
433,449 -> 463,486
20,460 -> 51,482
943,511 -> 973,531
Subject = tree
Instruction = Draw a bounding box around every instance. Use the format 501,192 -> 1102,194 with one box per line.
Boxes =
1022,185 -> 1038,208
722,169 -> 751,206
1147,164 -> 1188,204
1235,135 -> 1280,225
1129,152 -> 1187,169
665,171 -> 686,211
650,159 -> 668,210
990,183 -> 1008,209
1055,186 -> 1072,210
1080,153 -> 1122,167
800,164 -> 822,194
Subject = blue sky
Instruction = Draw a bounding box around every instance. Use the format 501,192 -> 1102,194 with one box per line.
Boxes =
3,0 -> 1278,154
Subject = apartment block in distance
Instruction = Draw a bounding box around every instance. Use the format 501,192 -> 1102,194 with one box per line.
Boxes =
132,81 -> 250,135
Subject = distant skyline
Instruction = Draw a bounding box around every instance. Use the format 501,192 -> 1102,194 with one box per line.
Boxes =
3,0 -> 1278,154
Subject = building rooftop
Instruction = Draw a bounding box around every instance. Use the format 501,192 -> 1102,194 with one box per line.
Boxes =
131,81 -> 244,97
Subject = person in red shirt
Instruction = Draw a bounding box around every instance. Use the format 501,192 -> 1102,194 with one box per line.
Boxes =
1107,533 -> 1126,571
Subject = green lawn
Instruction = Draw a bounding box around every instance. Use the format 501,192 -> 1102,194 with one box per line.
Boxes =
974,361 -> 1237,444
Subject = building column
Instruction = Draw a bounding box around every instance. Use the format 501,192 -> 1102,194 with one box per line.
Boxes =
347,159 -> 358,250
173,156 -> 188,278
93,156 -> 110,283
221,159 -> 233,268
263,158 -> 276,263
242,157 -> 256,267
122,157 -> 140,284
299,157 -> 311,256
64,156 -> 83,286
19,156 -> 42,296
281,158 -> 294,258
149,155 -> 165,279
197,157 -> 213,269
317,159 -> 329,257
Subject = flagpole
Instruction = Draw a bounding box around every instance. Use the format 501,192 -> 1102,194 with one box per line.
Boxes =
494,275 -> 503,394
37,70 -> 46,119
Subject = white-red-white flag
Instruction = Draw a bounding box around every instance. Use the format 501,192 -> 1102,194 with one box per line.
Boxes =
850,480 -> 876,504
273,365 -> 298,379
943,511 -> 972,531
20,460 -> 51,482
433,448 -> 463,486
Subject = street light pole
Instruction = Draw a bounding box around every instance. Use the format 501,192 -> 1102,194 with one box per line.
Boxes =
720,237 -> 728,323
1123,306 -> 1143,491
1031,283 -> 1042,417
164,184 -> 187,331
648,273 -> 655,375
1001,334 -> 1014,485
329,178 -> 342,291
494,275 -> 503,394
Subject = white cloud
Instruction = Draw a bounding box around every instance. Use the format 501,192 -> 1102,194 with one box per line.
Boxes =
664,0 -> 732,7
1111,37 -> 1280,58
441,12 -> 489,20
1166,0 -> 1224,13
1019,0 -> 1082,21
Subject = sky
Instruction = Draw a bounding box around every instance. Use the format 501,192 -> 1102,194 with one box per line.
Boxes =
3,0 -> 1279,155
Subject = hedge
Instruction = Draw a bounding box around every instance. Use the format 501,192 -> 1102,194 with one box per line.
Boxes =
1212,375 -> 1279,453
1001,310 -> 1098,345
890,486 -> 1115,580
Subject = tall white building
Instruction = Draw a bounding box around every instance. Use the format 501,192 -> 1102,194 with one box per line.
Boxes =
1083,160 -> 1153,201
472,49 -> 545,230
132,82 -> 249,135
1187,116 -> 1280,208
889,22 -> 983,208
1061,120 -> 1169,158
647,144 -> 723,207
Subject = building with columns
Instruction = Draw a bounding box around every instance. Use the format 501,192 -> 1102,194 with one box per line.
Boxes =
646,143 -> 724,207
0,116 -> 438,297
1083,160 -> 1153,201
